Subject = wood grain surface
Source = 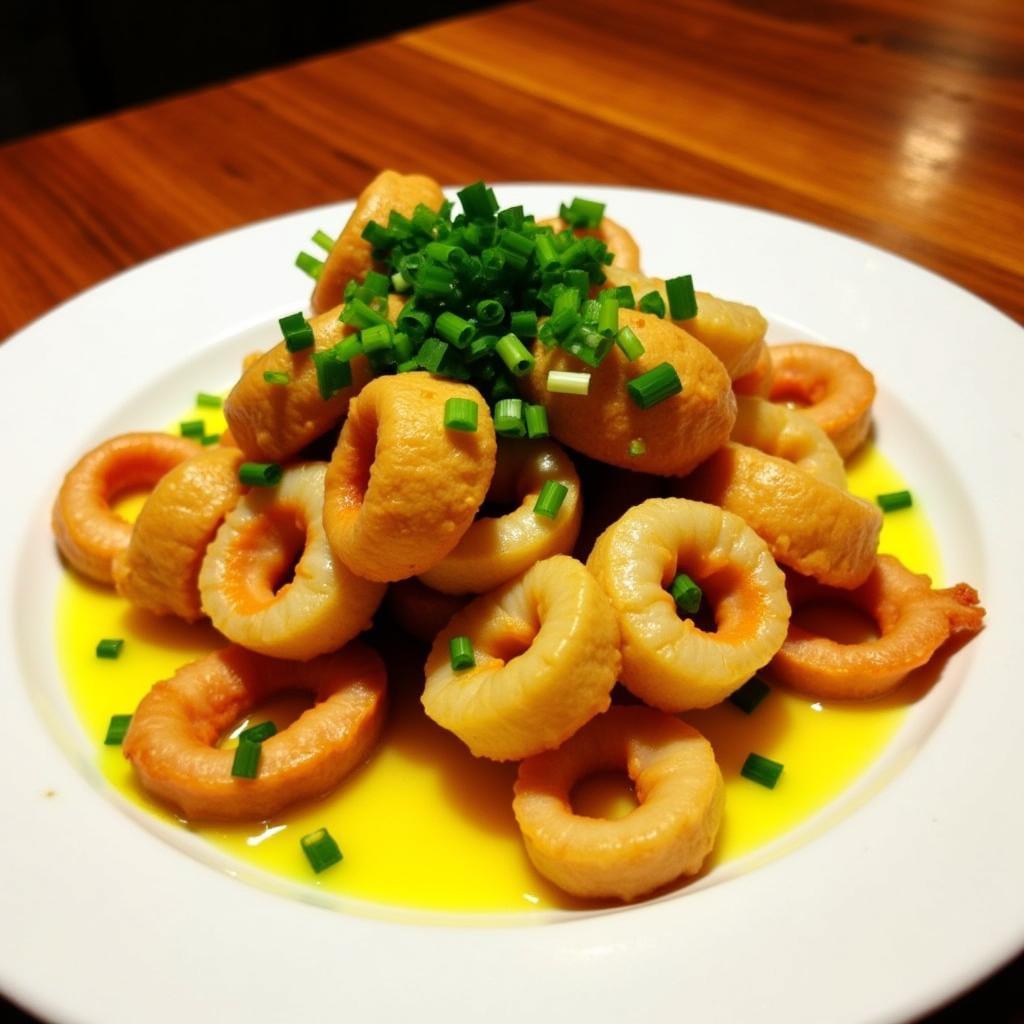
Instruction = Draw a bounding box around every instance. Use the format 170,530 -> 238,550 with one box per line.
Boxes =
0,0 -> 1021,341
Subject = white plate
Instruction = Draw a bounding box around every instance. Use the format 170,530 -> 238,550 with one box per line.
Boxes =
0,185 -> 1021,1024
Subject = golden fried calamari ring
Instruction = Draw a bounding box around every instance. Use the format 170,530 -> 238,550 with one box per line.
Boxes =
731,395 -> 845,488
513,706 -> 724,901
52,432 -> 202,584
387,579 -> 470,644
768,554 -> 985,699
680,443 -> 881,588
732,342 -> 773,397
537,216 -> 641,272
587,497 -> 789,710
603,266 -> 767,380
524,309 -> 735,476
769,342 -> 876,458
324,373 -> 497,582
199,462 -> 385,660
112,446 -> 245,622
418,439 -> 582,595
312,170 -> 445,314
422,555 -> 620,761
223,295 -> 405,463
123,643 -> 386,821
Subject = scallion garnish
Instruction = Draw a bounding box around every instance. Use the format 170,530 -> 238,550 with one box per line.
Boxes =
301,828 -> 343,873
104,714 -> 132,745
547,370 -> 590,396
96,638 -> 124,659
627,363 -> 682,409
201,434 -> 221,446
877,490 -> 913,512
510,310 -> 538,339
729,677 -> 771,715
669,572 -> 702,615
560,197 -> 605,229
360,322 -> 395,354
340,298 -> 388,331
435,312 -> 476,348
312,348 -> 352,400
524,403 -> 550,439
295,251 -> 324,280
475,299 -> 505,326
741,753 -> 784,789
444,397 -> 479,432
628,438 -> 646,457
196,392 -> 222,408
231,738 -> 261,779
416,337 -> 449,373
637,290 -> 666,317
449,635 -> 476,671
616,326 -> 645,361
279,311 -> 314,352
597,294 -> 619,337
239,462 -> 283,487
494,398 -> 526,437
312,229 -> 335,252
534,480 -> 568,519
611,285 -> 636,309
665,275 -> 698,320
239,721 -> 278,743
458,181 -> 499,221
495,333 -> 535,377
180,420 -> 205,438
263,370 -> 290,386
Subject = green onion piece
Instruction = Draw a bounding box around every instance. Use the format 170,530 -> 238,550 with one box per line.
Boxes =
560,196 -> 606,229
616,326 -> 645,361
729,677 -> 771,715
239,462 -> 283,487
340,298 -> 388,330
627,362 -> 682,409
628,438 -> 646,457
466,334 -> 499,363
104,714 -> 132,746
449,635 -> 476,671
301,827 -> 344,874
458,181 -> 499,221
398,307 -> 432,340
415,263 -> 456,297
499,229 -> 535,260
597,295 -> 619,337
877,490 -> 913,512
510,310 -> 538,338
362,270 -> 390,296
231,738 -> 262,779
665,275 -> 698,320
312,229 -> 335,252
96,638 -> 124,659
201,434 -> 221,446
312,349 -> 352,400
416,337 -> 449,374
334,336 -> 364,362
558,239 -> 587,269
179,420 -> 204,438
391,271 -> 411,293
495,333 -> 535,377
475,299 -> 505,326
489,372 -> 518,404
544,308 -> 580,340
534,480 -> 568,519
638,290 -> 666,317
360,322 -> 394,354
239,721 -> 278,743
741,753 -> 784,789
295,251 -> 324,280
196,392 -> 222,408
547,370 -> 591,396
263,370 -> 290,386
669,572 -> 703,615
393,331 -> 413,363
397,358 -> 420,373
552,287 -> 581,318
435,312 -> 476,349
444,397 -> 479,432
612,285 -> 636,309
494,398 -> 526,437
524,404 -> 550,439
563,269 -> 590,298
534,232 -> 560,272
360,221 -> 392,250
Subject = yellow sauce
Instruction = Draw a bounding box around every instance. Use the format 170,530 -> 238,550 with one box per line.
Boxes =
56,420 -> 942,913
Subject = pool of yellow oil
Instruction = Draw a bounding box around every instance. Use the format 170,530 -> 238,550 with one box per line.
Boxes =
56,423 -> 942,913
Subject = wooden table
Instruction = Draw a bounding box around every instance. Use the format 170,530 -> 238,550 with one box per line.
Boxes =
0,0 -> 1020,1019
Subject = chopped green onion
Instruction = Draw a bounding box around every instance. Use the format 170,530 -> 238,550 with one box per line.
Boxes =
534,233 -> 560,271
334,336 -> 363,363
475,299 -> 505,326
877,490 -> 913,512
312,229 -> 335,252
263,370 -> 290,386
638,290 -> 666,317
104,714 -> 132,745
616,326 -> 645,361
360,221 -> 392,250
301,827 -> 343,873
611,285 -> 636,309
312,349 -> 352,400
340,298 -> 388,330
510,310 -> 538,339
627,362 -> 682,409
391,271 -> 411,293
547,370 -> 590,396
449,635 -> 476,671
360,322 -> 394,354
239,462 -> 283,487
279,311 -> 315,352
196,392 -> 222,408
458,181 -> 499,221
494,398 -> 526,437
239,721 -> 278,743
201,434 -> 221,446
495,333 -> 535,377
362,270 -> 390,296
416,337 -> 449,373
729,677 -> 771,715
666,275 -> 698,320
416,263 -> 456,297
534,480 -> 568,519
444,397 -> 479,432
741,753 -> 784,789
597,295 -> 619,337
560,197 -> 605,229
96,638 -> 124,659
466,334 -> 498,363
393,331 -> 413,363
524,403 -> 550,439
669,572 -> 702,615
180,420 -> 204,438
628,438 -> 646,457
295,251 -> 324,280
231,738 -> 261,779
397,358 -> 420,373
398,306 -> 432,339
436,312 -> 476,348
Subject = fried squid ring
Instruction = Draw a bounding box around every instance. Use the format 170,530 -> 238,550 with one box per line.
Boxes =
418,439 -> 582,595
387,579 -> 470,644
537,216 -> 641,272
223,294 -> 405,463
422,555 -> 620,761
587,497 -> 789,710
312,170 -> 445,314
123,642 -> 386,821
113,446 -> 245,622
324,373 -> 497,583
52,432 -> 202,584
199,462 -> 384,660
603,266 -> 767,380
769,342 -> 876,458
524,309 -> 735,476
680,443 -> 881,588
732,342 -> 773,397
513,706 -> 724,901
768,554 -> 985,699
